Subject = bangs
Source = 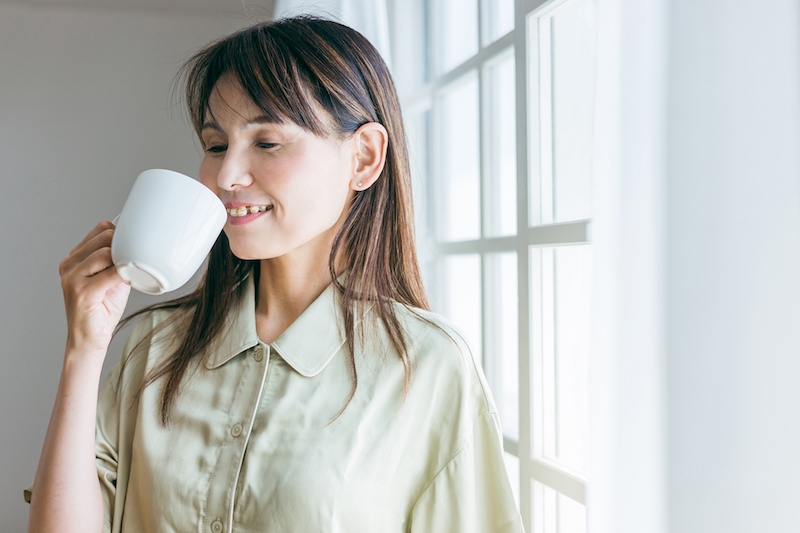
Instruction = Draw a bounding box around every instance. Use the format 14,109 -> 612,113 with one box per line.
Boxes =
182,22 -> 333,138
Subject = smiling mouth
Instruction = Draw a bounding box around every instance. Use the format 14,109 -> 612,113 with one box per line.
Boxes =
226,205 -> 273,217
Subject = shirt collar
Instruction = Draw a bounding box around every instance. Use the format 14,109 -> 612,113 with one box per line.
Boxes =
205,275 -> 348,377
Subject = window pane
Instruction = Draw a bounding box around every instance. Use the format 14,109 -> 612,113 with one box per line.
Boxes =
485,50 -> 517,237
438,73 -> 481,241
485,252 -> 518,438
504,451 -> 521,511
553,245 -> 592,472
439,0 -> 478,72
439,254 -> 482,360
558,492 -> 588,533
485,0 -> 514,43
550,0 -> 597,222
532,481 -> 587,533
529,0 -> 597,225
531,245 -> 592,474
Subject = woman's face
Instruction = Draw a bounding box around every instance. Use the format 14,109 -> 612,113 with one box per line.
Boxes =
199,77 -> 356,261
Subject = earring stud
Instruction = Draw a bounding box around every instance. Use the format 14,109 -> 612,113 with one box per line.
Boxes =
357,182 -> 363,188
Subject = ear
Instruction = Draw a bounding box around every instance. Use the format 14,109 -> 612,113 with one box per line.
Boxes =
350,122 -> 388,191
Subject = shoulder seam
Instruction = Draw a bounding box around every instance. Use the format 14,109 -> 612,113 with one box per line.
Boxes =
415,442 -> 468,501
413,409 -> 500,504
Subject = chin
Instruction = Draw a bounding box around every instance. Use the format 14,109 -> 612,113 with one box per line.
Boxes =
230,247 -> 270,261
224,232 -> 270,260
228,239 -> 290,261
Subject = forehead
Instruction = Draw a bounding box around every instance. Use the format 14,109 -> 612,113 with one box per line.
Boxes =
201,73 -> 341,138
203,75 -> 337,136
205,77 -> 275,123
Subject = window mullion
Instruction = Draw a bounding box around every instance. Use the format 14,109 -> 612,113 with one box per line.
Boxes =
477,0 -> 486,48
514,0 -> 533,530
478,16 -> 492,384
528,456 -> 587,504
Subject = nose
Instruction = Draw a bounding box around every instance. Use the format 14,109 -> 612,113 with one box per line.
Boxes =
215,146 -> 255,191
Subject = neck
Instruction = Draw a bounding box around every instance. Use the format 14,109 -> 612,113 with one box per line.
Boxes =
254,234 -> 342,345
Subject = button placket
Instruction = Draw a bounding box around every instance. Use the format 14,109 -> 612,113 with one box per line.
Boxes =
231,345 -> 271,530
204,345 -> 271,533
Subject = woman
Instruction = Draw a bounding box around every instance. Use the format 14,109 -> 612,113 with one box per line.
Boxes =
27,16 -> 523,533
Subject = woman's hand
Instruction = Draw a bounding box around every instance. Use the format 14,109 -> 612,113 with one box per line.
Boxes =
59,220 -> 131,358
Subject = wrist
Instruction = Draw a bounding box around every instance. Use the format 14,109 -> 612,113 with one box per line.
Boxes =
63,343 -> 108,372
64,330 -> 111,357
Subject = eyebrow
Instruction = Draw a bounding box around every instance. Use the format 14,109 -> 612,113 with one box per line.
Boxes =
201,115 -> 279,133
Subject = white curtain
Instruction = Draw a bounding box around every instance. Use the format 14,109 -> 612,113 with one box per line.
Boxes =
588,0 -> 668,531
589,0 -> 800,531
273,0 -> 392,70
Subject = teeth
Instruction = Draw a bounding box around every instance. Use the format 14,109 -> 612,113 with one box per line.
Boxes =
227,205 -> 270,217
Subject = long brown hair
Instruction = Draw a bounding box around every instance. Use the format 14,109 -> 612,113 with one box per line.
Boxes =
117,16 -> 429,425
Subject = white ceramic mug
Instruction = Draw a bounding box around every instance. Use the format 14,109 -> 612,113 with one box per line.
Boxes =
111,169 -> 226,295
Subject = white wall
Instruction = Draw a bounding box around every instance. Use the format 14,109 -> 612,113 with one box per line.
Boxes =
0,4 -> 246,530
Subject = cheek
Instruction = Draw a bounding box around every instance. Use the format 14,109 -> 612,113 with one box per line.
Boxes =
303,166 -> 352,215
277,153 -> 349,201
199,158 -> 219,192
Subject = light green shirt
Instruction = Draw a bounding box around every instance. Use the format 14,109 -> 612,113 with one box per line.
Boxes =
29,277 -> 523,533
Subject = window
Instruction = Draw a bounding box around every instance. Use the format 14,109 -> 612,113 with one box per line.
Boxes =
391,0 -> 597,530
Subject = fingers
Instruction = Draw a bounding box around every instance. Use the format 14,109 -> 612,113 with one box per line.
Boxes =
67,220 -> 115,256
86,260 -> 130,298
66,257 -> 126,297
79,246 -> 115,278
61,247 -> 129,313
60,223 -> 120,301
60,226 -> 115,277
61,246 -> 117,291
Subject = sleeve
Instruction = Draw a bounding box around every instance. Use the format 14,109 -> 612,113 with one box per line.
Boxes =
94,357 -> 125,533
94,317 -> 151,533
409,411 -> 524,533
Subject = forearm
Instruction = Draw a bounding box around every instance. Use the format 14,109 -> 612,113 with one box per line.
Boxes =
28,349 -> 107,533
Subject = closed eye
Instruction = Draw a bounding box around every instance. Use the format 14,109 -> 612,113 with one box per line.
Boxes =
205,145 -> 227,154
257,142 -> 277,149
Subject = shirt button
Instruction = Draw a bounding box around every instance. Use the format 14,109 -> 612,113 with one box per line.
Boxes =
231,423 -> 243,437
210,519 -> 223,533
253,347 -> 264,362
